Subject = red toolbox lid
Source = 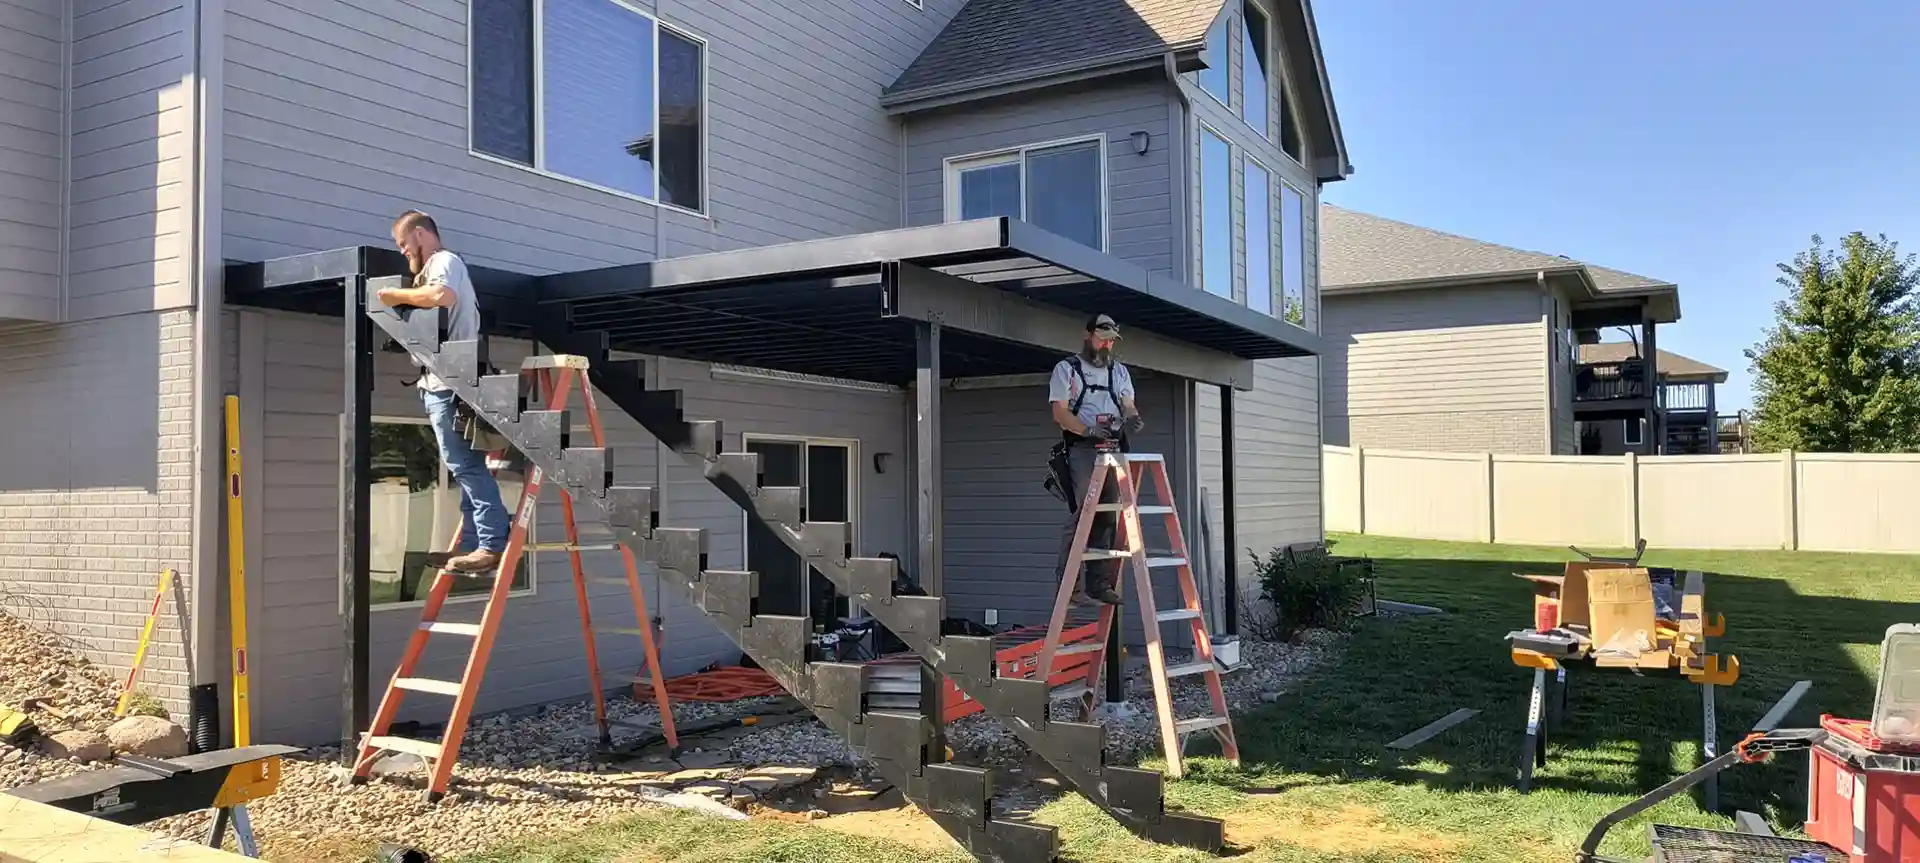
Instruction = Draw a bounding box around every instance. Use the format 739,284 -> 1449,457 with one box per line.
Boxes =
1822,714 -> 1920,757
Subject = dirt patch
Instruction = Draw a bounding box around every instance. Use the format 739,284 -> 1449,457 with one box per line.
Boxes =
750,778 -> 962,853
1225,802 -> 1466,859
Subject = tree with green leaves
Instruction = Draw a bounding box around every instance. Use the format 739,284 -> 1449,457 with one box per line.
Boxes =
1746,232 -> 1920,453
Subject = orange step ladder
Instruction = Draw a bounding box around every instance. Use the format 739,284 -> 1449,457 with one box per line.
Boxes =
1037,447 -> 1239,779
350,356 -> 676,800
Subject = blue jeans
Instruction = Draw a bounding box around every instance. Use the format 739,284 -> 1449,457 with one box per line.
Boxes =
421,388 -> 510,553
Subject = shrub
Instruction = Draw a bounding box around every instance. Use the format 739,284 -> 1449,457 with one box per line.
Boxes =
1247,544 -> 1371,641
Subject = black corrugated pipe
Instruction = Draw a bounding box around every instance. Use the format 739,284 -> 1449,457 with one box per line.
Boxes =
188,683 -> 219,753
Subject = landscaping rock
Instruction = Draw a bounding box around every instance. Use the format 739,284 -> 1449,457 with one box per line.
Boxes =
41,730 -> 111,764
105,715 -> 189,758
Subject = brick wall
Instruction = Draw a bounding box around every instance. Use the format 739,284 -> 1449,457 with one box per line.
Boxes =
1343,408 -> 1545,455
0,309 -> 199,715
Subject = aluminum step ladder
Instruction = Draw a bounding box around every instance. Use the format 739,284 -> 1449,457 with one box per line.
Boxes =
349,358 -> 676,800
1037,449 -> 1239,779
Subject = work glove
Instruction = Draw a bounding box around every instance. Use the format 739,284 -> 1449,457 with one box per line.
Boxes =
1084,425 -> 1116,441
1125,414 -> 1145,435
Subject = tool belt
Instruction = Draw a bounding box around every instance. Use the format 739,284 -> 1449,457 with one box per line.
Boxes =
448,360 -> 513,455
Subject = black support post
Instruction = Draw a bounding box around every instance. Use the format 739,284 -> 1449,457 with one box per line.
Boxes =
1220,384 -> 1239,637
341,274 -> 372,763
1642,320 -> 1661,455
914,321 -> 946,761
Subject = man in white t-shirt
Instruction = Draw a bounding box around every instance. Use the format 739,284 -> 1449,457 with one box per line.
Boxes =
375,210 -> 510,573
1047,314 -> 1144,605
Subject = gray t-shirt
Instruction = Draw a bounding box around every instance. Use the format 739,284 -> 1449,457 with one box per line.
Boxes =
1048,355 -> 1135,430
412,249 -> 480,392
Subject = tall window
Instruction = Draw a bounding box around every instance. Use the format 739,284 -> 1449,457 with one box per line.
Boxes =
1198,128 -> 1233,301
1244,158 -> 1272,316
1281,183 -> 1307,326
1197,13 -> 1230,105
471,0 -> 707,214
946,138 -> 1105,252
1241,1 -> 1271,139
367,421 -> 532,607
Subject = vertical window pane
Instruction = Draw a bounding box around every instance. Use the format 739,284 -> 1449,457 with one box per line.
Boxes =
958,162 -> 1020,221
1245,159 -> 1272,315
471,0 -> 535,164
1241,2 -> 1270,137
368,423 -> 526,607
1282,183 -> 1306,326
1281,90 -> 1304,163
1199,13 -> 1230,103
1025,140 -> 1103,251
1199,130 -> 1232,300
541,0 -> 655,198
658,27 -> 704,211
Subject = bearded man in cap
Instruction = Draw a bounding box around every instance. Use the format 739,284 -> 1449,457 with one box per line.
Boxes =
1046,314 -> 1144,605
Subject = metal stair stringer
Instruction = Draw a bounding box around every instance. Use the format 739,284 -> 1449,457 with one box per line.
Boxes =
364,289 -> 1057,861
540,324 -> 1228,853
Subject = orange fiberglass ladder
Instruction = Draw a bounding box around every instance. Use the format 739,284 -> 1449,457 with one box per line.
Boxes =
1036,446 -> 1238,780
350,357 -> 677,801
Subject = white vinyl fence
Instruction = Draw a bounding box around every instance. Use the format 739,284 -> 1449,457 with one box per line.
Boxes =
1323,446 -> 1920,554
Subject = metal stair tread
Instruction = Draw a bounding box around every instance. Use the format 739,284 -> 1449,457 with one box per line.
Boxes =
1145,556 -> 1187,567
367,734 -> 444,759
1173,716 -> 1231,734
1155,608 -> 1201,622
394,677 -> 464,696
1163,662 -> 1212,679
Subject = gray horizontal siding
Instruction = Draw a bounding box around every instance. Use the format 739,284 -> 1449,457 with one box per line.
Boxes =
902,76 -> 1178,277
66,0 -> 194,320
941,375 -> 1188,649
238,308 -> 914,746
220,0 -> 965,275
0,0 -> 64,322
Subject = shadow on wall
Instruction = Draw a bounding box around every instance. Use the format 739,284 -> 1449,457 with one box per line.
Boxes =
0,312 -> 162,492
1227,549 -> 1903,824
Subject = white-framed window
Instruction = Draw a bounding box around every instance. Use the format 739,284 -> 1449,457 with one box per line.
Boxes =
1280,181 -> 1307,327
1244,155 -> 1273,316
1197,126 -> 1233,301
1241,0 -> 1271,139
365,417 -> 534,610
944,136 -> 1107,252
469,0 -> 709,215
1624,417 -> 1645,447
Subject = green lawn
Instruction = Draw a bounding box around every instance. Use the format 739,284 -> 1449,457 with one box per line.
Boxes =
456,535 -> 1920,863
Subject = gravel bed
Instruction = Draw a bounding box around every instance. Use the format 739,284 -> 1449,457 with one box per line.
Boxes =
946,630 -> 1346,766
0,613 -> 124,789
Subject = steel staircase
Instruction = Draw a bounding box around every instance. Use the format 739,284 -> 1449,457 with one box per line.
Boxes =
363,280 -> 1225,861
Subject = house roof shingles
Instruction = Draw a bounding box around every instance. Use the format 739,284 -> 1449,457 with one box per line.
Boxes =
1320,204 -> 1675,294
885,0 -> 1227,97
1579,343 -> 1727,382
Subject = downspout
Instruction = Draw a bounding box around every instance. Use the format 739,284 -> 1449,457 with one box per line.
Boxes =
185,0 -> 223,752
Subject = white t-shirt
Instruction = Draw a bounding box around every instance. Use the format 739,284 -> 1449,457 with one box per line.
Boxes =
1048,355 -> 1135,430
412,249 -> 480,392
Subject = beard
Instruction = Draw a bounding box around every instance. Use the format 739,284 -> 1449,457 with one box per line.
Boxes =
1080,343 -> 1112,366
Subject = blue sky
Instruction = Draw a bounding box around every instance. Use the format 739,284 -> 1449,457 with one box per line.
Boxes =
1312,1 -> 1920,410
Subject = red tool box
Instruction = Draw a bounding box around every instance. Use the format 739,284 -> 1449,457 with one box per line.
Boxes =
1804,715 -> 1920,862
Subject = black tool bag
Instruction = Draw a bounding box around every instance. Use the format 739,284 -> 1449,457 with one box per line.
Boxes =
1045,441 -> 1077,513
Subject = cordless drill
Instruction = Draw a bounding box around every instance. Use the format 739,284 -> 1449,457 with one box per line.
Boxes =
1091,414 -> 1123,451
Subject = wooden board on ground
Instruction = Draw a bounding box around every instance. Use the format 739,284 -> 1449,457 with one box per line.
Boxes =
0,795 -> 250,862
1387,708 -> 1481,750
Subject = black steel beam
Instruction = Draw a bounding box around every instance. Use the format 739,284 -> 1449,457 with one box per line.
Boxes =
340,275 -> 372,762
914,317 -> 947,762
1220,385 -> 1238,637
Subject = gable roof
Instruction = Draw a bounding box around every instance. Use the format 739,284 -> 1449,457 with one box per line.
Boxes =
1579,343 -> 1727,383
886,0 -> 1222,98
883,0 -> 1352,182
1320,204 -> 1682,322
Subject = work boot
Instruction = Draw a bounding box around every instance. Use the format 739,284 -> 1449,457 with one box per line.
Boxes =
446,548 -> 502,573
421,551 -> 455,569
1085,577 -> 1123,606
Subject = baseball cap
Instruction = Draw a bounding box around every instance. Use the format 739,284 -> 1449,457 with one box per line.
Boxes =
1086,313 -> 1122,339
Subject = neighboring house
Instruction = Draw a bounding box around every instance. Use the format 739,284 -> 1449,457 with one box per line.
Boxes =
1574,343 -> 1729,455
1317,205 -> 1686,456
0,0 -> 1348,767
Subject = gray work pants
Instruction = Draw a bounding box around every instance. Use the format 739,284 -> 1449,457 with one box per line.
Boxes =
1054,442 -> 1121,593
